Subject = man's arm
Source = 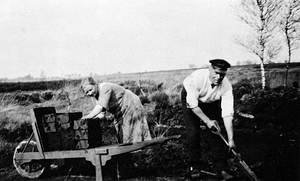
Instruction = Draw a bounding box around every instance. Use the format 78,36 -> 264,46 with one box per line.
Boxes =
220,79 -> 235,148
192,107 -> 220,131
223,116 -> 235,148
184,71 -> 220,130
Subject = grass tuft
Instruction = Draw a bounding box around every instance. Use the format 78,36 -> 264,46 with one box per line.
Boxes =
0,137 -> 17,168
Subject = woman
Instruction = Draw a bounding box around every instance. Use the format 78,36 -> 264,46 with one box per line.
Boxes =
80,77 -> 152,143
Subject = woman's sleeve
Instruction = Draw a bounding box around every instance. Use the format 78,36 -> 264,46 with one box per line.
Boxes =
97,84 -> 112,110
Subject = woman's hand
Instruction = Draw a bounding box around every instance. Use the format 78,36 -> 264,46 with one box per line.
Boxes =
80,116 -> 88,125
95,112 -> 105,119
81,116 -> 88,120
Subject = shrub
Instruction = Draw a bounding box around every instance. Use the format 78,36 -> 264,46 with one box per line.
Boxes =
14,93 -> 30,106
0,79 -> 81,93
139,95 -> 150,105
138,80 -> 159,94
149,91 -> 169,108
56,90 -> 70,102
0,120 -> 32,143
235,85 -> 300,131
29,92 -> 41,103
41,91 -> 54,100
119,80 -> 159,96
233,79 -> 259,101
165,83 -> 183,106
0,137 -> 17,168
168,93 -> 181,106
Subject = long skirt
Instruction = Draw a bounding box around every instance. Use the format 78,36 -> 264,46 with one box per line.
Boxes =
115,90 -> 152,143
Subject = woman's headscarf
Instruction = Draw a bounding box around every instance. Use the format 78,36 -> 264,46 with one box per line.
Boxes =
80,77 -> 97,92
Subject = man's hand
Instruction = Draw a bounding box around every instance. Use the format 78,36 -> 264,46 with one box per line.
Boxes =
206,120 -> 221,133
228,139 -> 235,149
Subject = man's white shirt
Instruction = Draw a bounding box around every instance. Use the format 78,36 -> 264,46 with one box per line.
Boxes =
183,68 -> 234,119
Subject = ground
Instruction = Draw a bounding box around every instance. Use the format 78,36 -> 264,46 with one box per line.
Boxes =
1,79 -> 300,181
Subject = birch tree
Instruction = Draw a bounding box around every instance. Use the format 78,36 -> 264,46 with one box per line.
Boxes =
280,0 -> 300,87
236,0 -> 282,89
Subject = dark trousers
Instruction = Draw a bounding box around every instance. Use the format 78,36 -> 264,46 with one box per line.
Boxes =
181,87 -> 228,172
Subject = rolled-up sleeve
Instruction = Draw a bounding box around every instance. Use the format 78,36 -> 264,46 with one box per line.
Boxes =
183,77 -> 199,109
221,84 -> 234,118
97,84 -> 112,109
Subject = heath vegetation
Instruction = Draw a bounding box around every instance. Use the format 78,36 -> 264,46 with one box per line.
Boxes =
0,63 -> 299,180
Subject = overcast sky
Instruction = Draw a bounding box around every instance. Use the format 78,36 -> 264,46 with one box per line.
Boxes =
0,0 -> 299,79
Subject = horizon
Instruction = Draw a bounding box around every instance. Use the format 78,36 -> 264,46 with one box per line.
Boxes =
2,62 -> 300,82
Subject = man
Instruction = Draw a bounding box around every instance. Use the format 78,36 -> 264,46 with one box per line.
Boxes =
181,59 -> 235,178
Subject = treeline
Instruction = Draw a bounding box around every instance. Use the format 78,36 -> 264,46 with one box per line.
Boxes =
234,62 -> 300,69
0,79 -> 81,93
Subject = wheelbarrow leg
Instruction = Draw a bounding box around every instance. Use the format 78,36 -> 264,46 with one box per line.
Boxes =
95,155 -> 103,181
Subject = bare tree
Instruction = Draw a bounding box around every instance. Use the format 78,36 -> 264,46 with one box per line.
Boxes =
280,0 -> 300,87
236,0 -> 282,89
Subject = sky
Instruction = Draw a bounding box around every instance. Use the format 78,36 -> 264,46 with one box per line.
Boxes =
0,0 -> 299,79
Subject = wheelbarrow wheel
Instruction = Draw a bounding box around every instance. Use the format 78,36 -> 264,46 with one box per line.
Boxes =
13,139 -> 46,179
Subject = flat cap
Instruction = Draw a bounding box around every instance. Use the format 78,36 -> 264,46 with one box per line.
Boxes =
209,59 -> 231,70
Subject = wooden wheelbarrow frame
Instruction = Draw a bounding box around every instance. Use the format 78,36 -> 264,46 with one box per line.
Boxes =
14,108 -> 180,181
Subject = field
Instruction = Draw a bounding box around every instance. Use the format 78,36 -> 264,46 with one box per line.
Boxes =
95,63 -> 300,88
0,63 -> 300,181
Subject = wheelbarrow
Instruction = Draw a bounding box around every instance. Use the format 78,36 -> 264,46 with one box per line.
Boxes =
13,107 -> 180,181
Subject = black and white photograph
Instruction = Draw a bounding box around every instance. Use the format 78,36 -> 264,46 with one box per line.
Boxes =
0,0 -> 299,181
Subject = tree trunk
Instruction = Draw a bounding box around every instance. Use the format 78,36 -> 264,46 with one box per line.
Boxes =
285,33 -> 291,87
260,61 -> 266,89
285,59 -> 290,88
